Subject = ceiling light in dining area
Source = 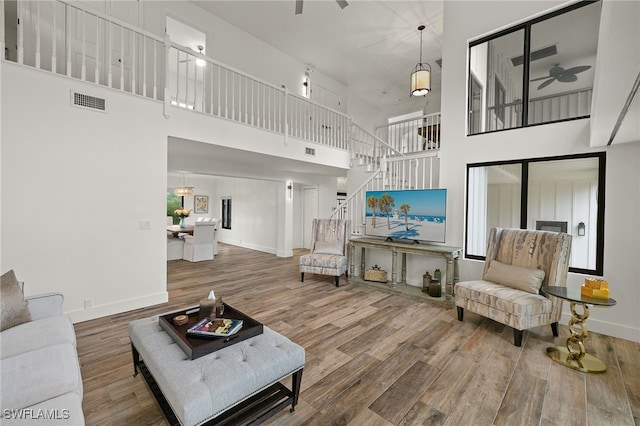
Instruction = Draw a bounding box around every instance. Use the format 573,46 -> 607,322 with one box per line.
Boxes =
174,173 -> 194,196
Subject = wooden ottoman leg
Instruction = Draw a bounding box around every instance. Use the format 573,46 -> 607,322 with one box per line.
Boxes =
551,322 -> 559,337
301,272 -> 304,282
457,306 -> 464,321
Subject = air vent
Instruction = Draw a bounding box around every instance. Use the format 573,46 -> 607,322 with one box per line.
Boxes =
71,91 -> 106,112
305,147 -> 316,156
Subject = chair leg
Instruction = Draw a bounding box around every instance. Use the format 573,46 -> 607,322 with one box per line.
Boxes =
334,276 -> 339,287
513,329 -> 523,347
456,306 -> 464,321
301,272 -> 304,282
551,322 -> 559,337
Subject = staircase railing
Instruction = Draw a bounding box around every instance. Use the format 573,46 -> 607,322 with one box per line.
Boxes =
375,112 -> 442,153
331,152 -> 440,234
350,123 -> 404,171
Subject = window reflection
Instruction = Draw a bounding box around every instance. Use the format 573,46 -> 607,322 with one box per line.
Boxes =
466,154 -> 605,275
468,29 -> 524,134
467,1 -> 601,135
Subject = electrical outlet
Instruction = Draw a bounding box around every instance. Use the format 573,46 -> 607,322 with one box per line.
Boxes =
84,298 -> 93,309
139,219 -> 151,230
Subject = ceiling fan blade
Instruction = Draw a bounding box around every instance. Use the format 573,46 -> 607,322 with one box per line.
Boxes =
563,65 -> 591,76
295,0 -> 303,15
530,75 -> 551,82
336,0 -> 349,9
537,78 -> 555,90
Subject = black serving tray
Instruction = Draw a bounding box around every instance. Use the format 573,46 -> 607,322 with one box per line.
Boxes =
158,304 -> 264,360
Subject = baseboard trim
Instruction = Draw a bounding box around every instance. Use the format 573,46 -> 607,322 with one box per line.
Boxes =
218,239 -> 276,255
68,291 -> 169,323
560,312 -> 640,343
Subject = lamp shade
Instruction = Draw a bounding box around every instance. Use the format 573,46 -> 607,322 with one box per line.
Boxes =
174,186 -> 194,196
411,63 -> 431,97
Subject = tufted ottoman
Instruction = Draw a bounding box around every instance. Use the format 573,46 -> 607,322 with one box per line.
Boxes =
129,316 -> 304,426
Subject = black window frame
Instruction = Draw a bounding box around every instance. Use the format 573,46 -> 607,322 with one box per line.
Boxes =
465,151 -> 606,276
467,0 -> 600,136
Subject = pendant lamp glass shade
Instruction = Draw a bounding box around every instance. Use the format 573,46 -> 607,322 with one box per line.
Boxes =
410,25 -> 431,97
174,173 -> 194,196
174,186 -> 194,196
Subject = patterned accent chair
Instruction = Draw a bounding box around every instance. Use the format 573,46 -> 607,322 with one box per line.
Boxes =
455,227 -> 572,346
300,219 -> 351,287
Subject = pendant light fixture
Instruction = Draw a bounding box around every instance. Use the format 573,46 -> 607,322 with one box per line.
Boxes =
410,25 -> 431,97
174,173 -> 194,196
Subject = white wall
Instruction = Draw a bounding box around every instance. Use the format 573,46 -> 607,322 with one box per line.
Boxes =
441,1 -> 640,342
1,65 -> 169,322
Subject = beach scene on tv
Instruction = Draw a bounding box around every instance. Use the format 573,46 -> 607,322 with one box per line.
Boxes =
365,189 -> 446,243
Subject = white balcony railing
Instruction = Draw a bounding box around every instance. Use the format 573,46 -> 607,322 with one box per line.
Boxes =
1,0 -> 351,149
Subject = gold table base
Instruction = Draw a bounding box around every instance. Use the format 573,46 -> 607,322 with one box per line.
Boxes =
546,301 -> 607,373
546,346 -> 607,373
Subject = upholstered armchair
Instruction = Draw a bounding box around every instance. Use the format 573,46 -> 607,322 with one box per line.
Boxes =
300,219 -> 351,287
183,220 -> 217,262
455,227 -> 572,346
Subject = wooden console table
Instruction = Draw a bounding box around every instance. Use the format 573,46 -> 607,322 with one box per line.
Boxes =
349,237 -> 461,303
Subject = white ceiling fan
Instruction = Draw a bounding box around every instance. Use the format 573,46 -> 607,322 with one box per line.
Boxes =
295,0 -> 348,15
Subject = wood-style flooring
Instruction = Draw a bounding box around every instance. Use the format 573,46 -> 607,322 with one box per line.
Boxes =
75,243 -> 640,426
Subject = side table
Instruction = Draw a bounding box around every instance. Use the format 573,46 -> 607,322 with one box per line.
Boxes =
541,286 -> 616,373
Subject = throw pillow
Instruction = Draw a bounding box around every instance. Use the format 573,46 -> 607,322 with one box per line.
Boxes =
313,241 -> 344,255
484,260 -> 546,294
1,270 -> 32,331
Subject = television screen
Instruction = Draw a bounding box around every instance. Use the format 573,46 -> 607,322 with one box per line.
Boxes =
365,189 -> 447,243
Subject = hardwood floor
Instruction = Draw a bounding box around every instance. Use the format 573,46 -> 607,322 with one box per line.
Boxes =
75,243 -> 640,426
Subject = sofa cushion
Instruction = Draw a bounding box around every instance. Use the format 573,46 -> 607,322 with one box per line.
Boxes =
313,241 -> 344,255
1,315 -> 76,359
484,260 -> 545,294
1,393 -> 85,426
1,343 -> 81,411
1,270 -> 32,332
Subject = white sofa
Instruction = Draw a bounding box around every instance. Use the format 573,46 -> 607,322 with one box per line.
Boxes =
0,289 -> 84,425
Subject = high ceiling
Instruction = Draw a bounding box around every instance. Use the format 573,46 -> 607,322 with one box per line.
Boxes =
192,0 -> 444,109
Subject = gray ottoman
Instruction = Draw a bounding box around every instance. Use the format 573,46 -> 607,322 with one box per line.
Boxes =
129,316 -> 305,426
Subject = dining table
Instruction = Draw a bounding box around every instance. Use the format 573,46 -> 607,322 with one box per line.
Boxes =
167,225 -> 194,237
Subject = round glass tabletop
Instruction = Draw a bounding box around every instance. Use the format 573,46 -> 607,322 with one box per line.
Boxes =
541,286 -> 616,306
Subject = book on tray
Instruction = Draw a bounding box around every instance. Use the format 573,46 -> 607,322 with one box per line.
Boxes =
187,318 -> 243,338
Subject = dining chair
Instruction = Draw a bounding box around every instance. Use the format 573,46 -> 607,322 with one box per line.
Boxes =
183,220 -> 217,262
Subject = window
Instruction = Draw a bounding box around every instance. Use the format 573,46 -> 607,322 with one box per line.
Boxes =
167,191 -> 182,224
221,197 -> 231,230
465,152 -> 605,275
467,1 -> 601,135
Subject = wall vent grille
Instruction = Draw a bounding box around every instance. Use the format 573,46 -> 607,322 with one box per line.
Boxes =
305,147 -> 315,156
71,91 -> 106,112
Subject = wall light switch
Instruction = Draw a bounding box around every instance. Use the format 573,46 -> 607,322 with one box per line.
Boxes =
139,219 -> 151,230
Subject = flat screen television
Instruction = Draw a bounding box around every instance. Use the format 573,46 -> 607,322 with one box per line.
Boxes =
365,189 -> 447,243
